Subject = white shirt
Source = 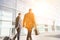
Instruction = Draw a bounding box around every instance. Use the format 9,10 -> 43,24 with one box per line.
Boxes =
18,17 -> 22,29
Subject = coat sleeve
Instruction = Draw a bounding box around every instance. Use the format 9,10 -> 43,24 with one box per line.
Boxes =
23,14 -> 27,27
32,13 -> 36,27
15,16 -> 19,28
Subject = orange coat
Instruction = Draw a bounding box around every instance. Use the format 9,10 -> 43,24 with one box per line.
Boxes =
23,12 -> 36,31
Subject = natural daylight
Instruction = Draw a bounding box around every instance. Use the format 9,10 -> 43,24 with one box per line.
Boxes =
0,0 -> 60,40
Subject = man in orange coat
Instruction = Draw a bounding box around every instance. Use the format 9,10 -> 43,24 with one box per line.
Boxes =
23,9 -> 36,40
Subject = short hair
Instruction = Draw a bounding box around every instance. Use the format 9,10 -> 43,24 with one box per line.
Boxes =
29,8 -> 32,11
18,13 -> 21,15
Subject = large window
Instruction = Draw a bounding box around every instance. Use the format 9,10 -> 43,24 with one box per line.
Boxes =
0,5 -> 16,36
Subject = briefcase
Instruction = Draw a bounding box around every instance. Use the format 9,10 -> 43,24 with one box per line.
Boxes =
34,28 -> 38,35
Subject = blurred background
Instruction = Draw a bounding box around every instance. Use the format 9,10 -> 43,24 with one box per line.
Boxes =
0,0 -> 60,40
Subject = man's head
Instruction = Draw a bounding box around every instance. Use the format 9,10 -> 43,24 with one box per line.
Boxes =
29,8 -> 32,13
18,13 -> 21,16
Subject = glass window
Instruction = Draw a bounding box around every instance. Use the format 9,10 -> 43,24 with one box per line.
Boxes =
0,7 -> 15,36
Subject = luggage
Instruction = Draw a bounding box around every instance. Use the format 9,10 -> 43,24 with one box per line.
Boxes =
34,26 -> 39,35
3,36 -> 11,40
3,27 -> 19,40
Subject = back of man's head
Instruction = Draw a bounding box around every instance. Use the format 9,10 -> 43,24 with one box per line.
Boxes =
18,13 -> 21,15
29,8 -> 32,13
29,9 -> 32,11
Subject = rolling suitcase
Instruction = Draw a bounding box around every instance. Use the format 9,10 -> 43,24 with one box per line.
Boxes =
3,27 -> 19,40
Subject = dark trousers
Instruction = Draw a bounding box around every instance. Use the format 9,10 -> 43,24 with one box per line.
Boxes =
17,29 -> 20,40
13,28 -> 20,40
27,30 -> 32,40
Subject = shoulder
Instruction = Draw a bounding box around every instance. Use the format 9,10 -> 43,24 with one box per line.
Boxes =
16,16 -> 19,19
24,13 -> 28,16
16,16 -> 20,21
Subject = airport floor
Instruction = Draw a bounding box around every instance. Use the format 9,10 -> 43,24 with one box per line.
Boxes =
0,32 -> 60,40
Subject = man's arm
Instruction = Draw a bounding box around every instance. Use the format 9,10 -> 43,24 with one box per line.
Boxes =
15,17 -> 18,28
23,14 -> 26,27
32,13 -> 36,27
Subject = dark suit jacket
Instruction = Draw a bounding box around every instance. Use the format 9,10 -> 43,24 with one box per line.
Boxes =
15,16 -> 20,31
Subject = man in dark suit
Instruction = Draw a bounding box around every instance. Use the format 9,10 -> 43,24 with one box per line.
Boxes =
13,13 -> 21,40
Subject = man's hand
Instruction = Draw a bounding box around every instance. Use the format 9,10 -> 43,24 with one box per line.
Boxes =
15,27 -> 19,30
23,24 -> 24,27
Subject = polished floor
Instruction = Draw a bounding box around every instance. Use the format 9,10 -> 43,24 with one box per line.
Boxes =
0,32 -> 60,40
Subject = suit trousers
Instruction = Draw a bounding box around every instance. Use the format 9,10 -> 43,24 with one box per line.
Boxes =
27,30 -> 32,40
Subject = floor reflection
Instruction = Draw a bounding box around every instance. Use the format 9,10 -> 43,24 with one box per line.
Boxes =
46,34 -> 60,38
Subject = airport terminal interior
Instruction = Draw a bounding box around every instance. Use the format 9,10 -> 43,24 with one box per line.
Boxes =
0,0 -> 60,40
